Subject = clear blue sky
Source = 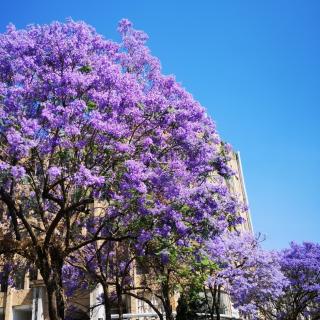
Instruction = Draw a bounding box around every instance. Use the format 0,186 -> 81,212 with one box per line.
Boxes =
1,0 -> 319,250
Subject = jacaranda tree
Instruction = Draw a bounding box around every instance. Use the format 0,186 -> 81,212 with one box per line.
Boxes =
0,19 -> 240,320
206,234 -> 320,320
275,242 -> 320,320
206,231 -> 286,319
256,242 -> 320,320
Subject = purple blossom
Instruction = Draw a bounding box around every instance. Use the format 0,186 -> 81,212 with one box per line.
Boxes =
117,19 -> 133,34
74,165 -> 105,187
143,137 -> 153,147
0,161 -> 9,171
115,142 -> 132,153
206,231 -> 286,318
11,165 -> 26,180
48,166 -> 62,179
160,250 -> 170,265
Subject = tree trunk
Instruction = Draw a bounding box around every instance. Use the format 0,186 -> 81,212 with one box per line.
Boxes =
51,253 -> 65,320
116,282 -> 124,320
38,249 -> 65,320
2,273 -> 9,320
44,273 -> 65,320
212,285 -> 217,320
206,285 -> 215,320
102,283 -> 112,320
203,286 -> 214,320
46,285 -> 61,320
162,281 -> 174,320
55,283 -> 65,320
216,285 -> 221,320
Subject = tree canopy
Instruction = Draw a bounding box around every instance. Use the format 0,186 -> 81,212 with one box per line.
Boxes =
0,19 -> 240,320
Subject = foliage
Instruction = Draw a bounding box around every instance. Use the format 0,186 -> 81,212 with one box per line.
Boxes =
0,18 -> 239,320
176,293 -> 204,320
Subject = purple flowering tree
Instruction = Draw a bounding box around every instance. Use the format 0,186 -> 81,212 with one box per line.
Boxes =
268,242 -> 320,320
0,19 -> 239,320
206,231 -> 286,319
209,238 -> 320,320
64,239 -> 134,320
123,241 -> 196,320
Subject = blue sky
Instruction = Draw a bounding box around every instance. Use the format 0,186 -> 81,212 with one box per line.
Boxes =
1,0 -> 319,249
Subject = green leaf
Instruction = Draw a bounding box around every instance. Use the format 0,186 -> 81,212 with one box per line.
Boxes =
78,65 -> 92,74
86,100 -> 97,111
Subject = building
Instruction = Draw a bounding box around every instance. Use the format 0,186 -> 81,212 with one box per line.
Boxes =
0,151 -> 253,320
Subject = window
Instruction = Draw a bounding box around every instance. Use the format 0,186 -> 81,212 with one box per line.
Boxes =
136,259 -> 149,275
0,273 -> 8,292
14,270 -> 26,290
29,267 -> 38,280
137,293 -> 163,315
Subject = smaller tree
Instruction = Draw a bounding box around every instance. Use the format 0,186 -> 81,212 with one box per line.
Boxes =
274,242 -> 320,320
175,252 -> 217,320
176,291 -> 204,320
124,242 -> 182,320
206,231 -> 286,319
217,240 -> 320,320
64,238 -> 135,320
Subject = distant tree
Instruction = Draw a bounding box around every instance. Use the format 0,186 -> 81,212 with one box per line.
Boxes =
176,295 -> 189,320
124,240 -> 187,320
271,242 -> 320,320
64,239 -> 135,320
206,231 -> 286,319
176,274 -> 208,320
176,293 -> 204,320
216,239 -> 320,320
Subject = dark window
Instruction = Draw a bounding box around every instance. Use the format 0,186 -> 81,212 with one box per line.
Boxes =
29,267 -> 38,281
136,259 -> 149,275
15,270 -> 25,290
0,272 -> 9,292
